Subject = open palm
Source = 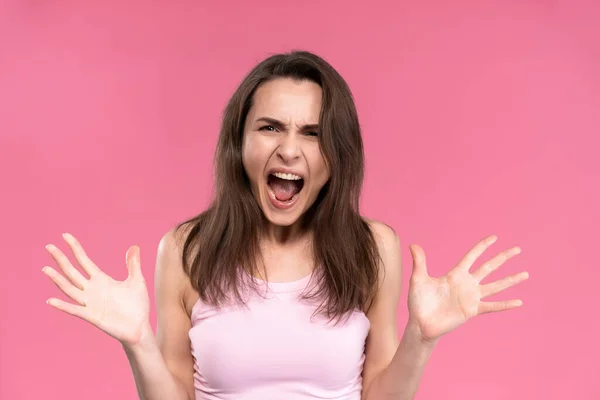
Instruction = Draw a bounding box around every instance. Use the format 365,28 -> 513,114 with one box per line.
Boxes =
43,233 -> 150,346
407,235 -> 529,342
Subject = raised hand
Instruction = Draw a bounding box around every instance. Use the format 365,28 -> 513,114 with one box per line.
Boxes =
43,233 -> 151,346
406,235 -> 529,343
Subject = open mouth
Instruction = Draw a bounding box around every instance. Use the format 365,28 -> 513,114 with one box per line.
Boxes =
266,172 -> 305,205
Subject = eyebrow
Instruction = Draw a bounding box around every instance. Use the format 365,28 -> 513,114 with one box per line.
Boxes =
255,117 -> 319,131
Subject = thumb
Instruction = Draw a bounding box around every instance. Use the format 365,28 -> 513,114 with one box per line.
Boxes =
409,244 -> 428,279
125,245 -> 142,281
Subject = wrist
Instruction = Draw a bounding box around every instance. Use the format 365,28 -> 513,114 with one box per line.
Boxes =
122,322 -> 156,354
405,318 -> 440,348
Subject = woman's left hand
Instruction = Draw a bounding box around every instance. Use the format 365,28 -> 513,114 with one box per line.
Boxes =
406,235 -> 529,343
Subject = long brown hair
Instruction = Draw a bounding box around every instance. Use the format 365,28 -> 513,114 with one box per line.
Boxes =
175,50 -> 381,321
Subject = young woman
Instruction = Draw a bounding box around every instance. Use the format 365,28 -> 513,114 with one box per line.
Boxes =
43,50 -> 529,400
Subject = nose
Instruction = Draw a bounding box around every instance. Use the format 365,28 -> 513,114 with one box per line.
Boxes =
276,133 -> 301,163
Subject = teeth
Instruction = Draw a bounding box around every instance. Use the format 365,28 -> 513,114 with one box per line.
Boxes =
272,172 -> 302,180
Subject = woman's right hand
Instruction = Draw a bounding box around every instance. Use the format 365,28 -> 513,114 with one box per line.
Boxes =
43,233 -> 151,347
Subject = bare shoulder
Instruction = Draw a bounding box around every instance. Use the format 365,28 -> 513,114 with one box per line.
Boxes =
363,217 -> 403,307
156,226 -> 187,282
153,222 -> 197,398
364,218 -> 401,272
360,217 -> 403,395
158,222 -> 194,262
155,222 -> 197,316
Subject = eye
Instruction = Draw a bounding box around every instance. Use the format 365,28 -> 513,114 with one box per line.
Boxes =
259,125 -> 277,132
305,131 -> 319,137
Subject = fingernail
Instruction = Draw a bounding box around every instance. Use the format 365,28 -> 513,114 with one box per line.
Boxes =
62,233 -> 70,239
45,244 -> 53,250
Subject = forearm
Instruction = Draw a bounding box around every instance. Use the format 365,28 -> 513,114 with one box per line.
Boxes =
365,321 -> 437,400
122,324 -> 191,400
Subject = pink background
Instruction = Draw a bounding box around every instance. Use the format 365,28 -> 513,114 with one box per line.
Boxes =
1,1 -> 598,399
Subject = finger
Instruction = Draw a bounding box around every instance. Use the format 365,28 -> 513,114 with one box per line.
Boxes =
457,235 -> 497,271
408,244 -> 428,279
45,244 -> 87,290
126,245 -> 142,281
46,297 -> 88,320
472,246 -> 521,282
42,266 -> 87,306
62,233 -> 101,277
480,271 -> 529,298
478,299 -> 523,314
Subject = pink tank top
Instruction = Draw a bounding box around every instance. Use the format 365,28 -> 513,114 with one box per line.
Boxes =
188,271 -> 370,399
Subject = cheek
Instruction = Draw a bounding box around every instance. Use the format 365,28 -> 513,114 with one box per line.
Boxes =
242,137 -> 264,181
309,152 -> 330,187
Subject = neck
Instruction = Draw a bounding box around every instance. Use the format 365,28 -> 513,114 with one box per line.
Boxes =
261,222 -> 311,246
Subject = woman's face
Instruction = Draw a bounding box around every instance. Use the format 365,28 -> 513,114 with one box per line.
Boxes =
242,78 -> 330,229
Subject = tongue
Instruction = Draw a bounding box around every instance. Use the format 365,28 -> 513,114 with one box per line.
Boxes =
269,176 -> 301,202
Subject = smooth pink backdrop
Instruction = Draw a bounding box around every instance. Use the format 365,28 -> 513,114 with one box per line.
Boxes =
1,1 -> 598,399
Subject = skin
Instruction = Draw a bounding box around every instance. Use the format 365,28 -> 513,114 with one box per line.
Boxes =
241,78 -> 330,279
42,77 -> 529,400
242,79 -> 329,238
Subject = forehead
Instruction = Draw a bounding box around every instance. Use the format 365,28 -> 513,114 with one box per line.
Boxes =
249,78 -> 322,123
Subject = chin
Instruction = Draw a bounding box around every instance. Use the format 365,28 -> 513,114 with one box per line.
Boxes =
263,213 -> 301,227
261,199 -> 307,227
